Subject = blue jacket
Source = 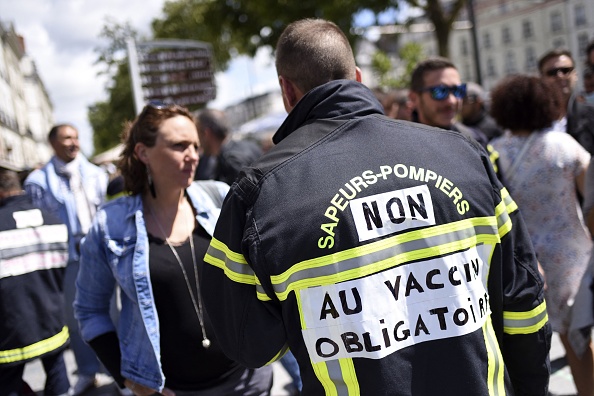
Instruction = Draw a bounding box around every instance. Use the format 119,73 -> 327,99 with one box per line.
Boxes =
24,155 -> 108,262
74,181 -> 229,391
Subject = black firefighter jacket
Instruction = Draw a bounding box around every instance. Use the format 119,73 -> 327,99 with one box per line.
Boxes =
0,194 -> 69,367
202,80 -> 551,396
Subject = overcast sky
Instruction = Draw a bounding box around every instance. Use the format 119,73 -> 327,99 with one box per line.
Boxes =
0,0 -> 279,155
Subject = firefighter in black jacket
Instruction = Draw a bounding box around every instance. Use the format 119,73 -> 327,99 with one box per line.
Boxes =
202,18 -> 551,396
0,168 -> 70,394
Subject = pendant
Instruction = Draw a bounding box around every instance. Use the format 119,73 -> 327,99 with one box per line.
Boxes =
202,338 -> 211,349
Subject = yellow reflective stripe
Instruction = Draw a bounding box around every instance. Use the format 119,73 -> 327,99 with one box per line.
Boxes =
339,358 -> 360,395
311,359 -> 357,396
312,360 -> 338,396
0,326 -> 69,364
296,290 -> 307,329
271,217 -> 500,301
503,301 -> 548,334
265,343 -> 289,366
482,318 -> 505,396
257,289 -> 272,301
204,238 -> 256,285
487,144 -> 500,174
500,187 -> 517,214
495,192 -> 515,238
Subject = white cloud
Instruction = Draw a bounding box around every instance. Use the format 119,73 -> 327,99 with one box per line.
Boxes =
0,0 -> 168,155
1,0 -> 279,156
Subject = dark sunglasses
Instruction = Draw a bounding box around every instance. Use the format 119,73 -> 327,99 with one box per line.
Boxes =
544,66 -> 575,77
420,84 -> 467,101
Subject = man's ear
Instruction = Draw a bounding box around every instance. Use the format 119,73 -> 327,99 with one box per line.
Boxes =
279,76 -> 301,111
355,67 -> 362,83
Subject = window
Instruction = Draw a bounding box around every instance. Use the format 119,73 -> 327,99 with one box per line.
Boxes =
483,32 -> 492,49
575,4 -> 587,27
550,11 -> 563,33
463,64 -> 471,81
553,38 -> 566,49
487,58 -> 497,78
460,37 -> 469,56
525,47 -> 536,71
505,51 -> 517,74
522,20 -> 533,39
578,33 -> 589,60
501,27 -> 511,45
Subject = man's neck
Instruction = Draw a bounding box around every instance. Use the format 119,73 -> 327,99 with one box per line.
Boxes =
53,155 -> 77,166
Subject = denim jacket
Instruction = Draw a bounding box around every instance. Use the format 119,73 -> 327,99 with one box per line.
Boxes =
74,180 -> 229,391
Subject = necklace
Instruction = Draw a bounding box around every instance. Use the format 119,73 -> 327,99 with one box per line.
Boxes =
148,200 -> 211,349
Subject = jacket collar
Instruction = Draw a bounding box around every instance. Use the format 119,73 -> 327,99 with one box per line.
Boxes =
272,80 -> 384,144
0,193 -> 29,208
120,183 -> 221,236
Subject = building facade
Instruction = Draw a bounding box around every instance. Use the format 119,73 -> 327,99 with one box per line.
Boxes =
0,22 -> 53,171
468,0 -> 594,91
363,0 -> 594,93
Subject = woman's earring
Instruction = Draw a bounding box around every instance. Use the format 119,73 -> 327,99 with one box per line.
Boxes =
147,167 -> 156,198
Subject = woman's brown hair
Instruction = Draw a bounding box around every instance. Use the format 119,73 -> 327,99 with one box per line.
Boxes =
118,103 -> 195,195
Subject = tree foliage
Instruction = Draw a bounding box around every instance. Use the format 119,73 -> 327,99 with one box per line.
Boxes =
87,0 -> 467,154
88,62 -> 135,155
372,42 -> 423,89
94,18 -> 138,75
151,0 -> 402,70
88,19 -> 138,155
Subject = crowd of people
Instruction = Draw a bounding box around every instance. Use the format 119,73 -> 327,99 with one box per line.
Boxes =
2,16 -> 594,396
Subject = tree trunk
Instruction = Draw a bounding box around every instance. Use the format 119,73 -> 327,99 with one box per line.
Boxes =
434,26 -> 450,58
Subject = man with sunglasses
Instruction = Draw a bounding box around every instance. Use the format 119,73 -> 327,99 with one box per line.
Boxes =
538,49 -> 594,154
409,58 -> 501,179
409,58 -> 487,144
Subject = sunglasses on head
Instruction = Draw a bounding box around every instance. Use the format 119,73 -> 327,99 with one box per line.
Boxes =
544,66 -> 574,77
420,84 -> 467,101
145,99 -> 176,110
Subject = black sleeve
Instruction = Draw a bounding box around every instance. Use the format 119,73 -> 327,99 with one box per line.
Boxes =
88,331 -> 126,388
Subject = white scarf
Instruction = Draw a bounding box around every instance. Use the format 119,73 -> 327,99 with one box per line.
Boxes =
55,156 -> 94,234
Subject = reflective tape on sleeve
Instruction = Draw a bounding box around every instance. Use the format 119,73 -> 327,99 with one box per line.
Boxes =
0,326 -> 69,364
503,301 -> 548,335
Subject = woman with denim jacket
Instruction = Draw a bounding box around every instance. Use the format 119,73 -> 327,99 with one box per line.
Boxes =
74,103 -> 273,395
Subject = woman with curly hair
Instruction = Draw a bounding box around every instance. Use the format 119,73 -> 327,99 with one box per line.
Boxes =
490,74 -> 593,395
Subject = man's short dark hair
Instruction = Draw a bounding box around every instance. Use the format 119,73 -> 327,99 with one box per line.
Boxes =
410,57 -> 457,92
197,109 -> 230,141
275,18 -> 356,94
48,124 -> 76,142
537,48 -> 574,73
0,169 -> 22,193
